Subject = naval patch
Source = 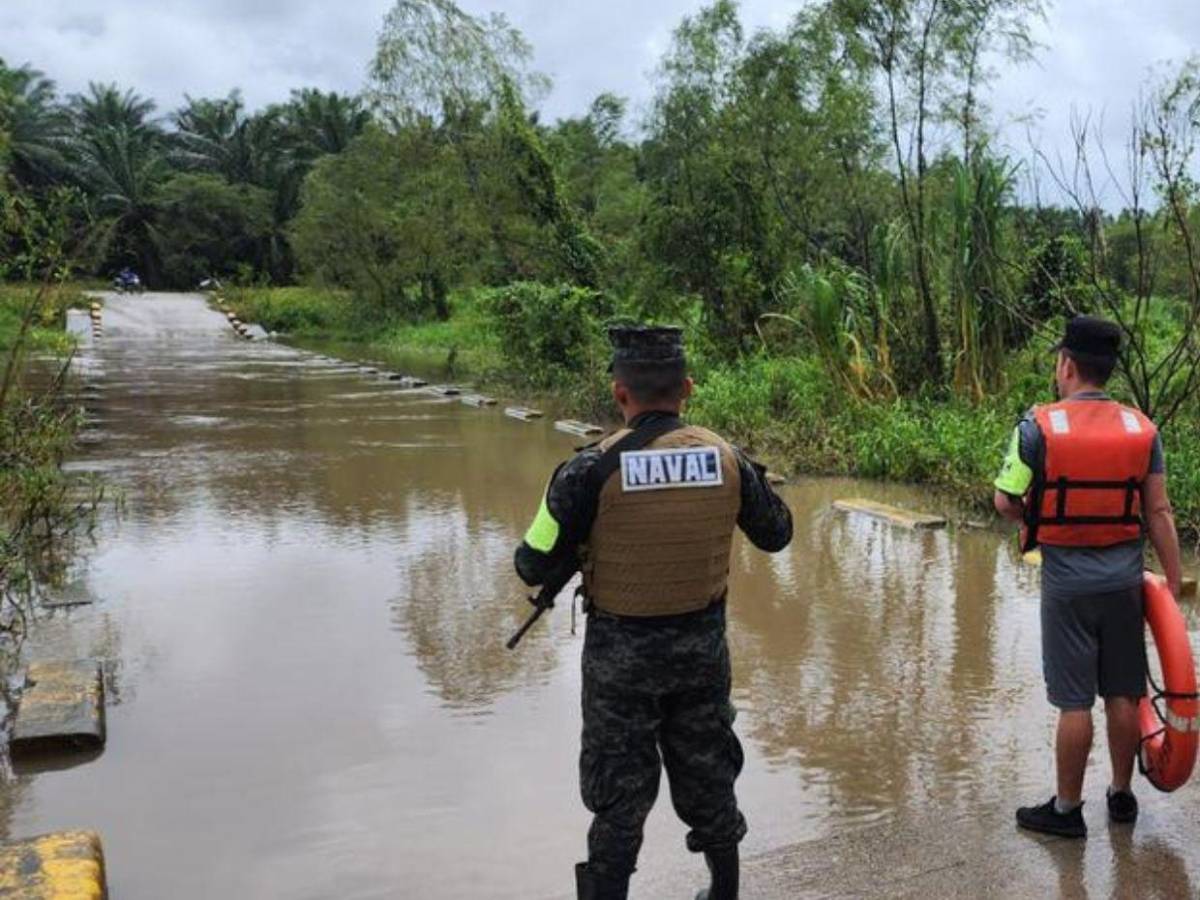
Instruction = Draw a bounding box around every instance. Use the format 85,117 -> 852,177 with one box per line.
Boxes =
620,446 -> 723,493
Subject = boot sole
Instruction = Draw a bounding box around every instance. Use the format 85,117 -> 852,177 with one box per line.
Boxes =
1016,818 -> 1087,839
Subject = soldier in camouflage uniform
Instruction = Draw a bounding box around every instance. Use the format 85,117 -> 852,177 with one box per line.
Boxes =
515,326 -> 793,900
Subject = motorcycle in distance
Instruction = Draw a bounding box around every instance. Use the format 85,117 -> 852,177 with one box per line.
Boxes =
112,268 -> 144,293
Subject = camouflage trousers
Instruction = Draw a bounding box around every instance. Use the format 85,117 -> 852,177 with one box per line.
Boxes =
580,600 -> 747,881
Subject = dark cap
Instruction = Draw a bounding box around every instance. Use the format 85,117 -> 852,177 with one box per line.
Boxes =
1053,315 -> 1121,363
607,325 -> 685,372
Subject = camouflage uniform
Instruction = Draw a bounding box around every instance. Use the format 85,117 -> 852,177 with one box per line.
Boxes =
516,415 -> 792,884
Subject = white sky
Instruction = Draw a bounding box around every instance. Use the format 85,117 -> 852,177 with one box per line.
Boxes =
1,0 -> 1197,202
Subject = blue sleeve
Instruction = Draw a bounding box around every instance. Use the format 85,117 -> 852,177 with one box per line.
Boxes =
1149,433 -> 1165,475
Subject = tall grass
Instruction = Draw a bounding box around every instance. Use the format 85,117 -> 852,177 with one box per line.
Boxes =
0,282 -> 101,640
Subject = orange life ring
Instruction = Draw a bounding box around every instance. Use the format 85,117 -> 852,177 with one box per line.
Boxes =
1138,573 -> 1199,793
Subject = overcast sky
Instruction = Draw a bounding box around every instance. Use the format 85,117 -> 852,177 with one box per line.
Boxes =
2,0 -> 1197,201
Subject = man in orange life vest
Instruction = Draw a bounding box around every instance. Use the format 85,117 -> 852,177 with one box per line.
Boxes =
993,315 -> 1183,838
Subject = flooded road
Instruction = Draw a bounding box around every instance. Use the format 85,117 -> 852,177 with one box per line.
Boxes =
10,292 -> 1200,898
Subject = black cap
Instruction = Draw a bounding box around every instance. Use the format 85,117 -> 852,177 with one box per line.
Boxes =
607,325 -> 685,372
1053,315 -> 1121,363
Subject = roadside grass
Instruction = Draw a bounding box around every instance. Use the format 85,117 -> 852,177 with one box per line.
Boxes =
1,280 -> 101,632
0,284 -> 84,355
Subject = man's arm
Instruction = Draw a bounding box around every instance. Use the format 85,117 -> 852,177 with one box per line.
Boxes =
994,492 -> 1025,522
514,452 -> 599,587
993,422 -> 1035,522
735,451 -> 793,552
1144,472 -> 1183,599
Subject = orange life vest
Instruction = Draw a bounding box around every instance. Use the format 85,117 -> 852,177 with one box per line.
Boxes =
1023,399 -> 1157,550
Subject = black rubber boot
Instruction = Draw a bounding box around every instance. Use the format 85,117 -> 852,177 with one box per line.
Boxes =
575,862 -> 629,900
694,846 -> 739,900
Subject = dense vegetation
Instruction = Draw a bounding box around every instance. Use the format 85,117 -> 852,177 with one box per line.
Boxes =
0,193 -> 101,635
5,0 -> 1200,534
0,62 -> 369,287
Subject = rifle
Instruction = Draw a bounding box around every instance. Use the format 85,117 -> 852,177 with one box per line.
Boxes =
506,556 -> 580,650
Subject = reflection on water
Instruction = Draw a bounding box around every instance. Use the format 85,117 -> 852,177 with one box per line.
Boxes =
4,293 -> 1197,898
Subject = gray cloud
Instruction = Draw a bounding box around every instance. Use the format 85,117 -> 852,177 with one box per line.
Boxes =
1,0 -> 1197,203
56,13 -> 106,38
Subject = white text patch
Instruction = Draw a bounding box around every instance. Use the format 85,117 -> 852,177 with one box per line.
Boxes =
620,447 -> 723,493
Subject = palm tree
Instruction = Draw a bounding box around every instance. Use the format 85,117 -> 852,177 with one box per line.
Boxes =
171,92 -> 276,184
75,124 -> 171,283
279,89 -> 371,159
0,59 -> 70,187
69,82 -> 159,136
173,93 -> 309,280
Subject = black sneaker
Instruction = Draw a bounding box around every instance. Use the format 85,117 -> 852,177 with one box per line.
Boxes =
1016,797 -> 1087,838
1107,789 -> 1138,824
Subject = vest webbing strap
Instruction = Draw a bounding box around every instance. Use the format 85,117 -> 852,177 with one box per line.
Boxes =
578,415 -> 686,542
568,415 -> 691,549
1037,477 -> 1143,527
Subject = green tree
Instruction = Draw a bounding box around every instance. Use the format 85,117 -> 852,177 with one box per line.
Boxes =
291,126 -> 484,319
496,80 -> 604,288
69,82 -> 160,136
370,0 -> 550,280
0,60 -> 69,188
74,123 -> 170,282
153,173 -> 273,288
172,93 -> 304,281
278,89 -> 371,159
829,0 -> 1042,386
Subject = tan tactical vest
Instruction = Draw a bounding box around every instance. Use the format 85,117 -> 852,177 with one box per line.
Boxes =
583,424 -> 741,617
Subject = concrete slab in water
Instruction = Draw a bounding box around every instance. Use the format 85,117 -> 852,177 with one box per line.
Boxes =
429,385 -> 463,397
832,498 -> 946,530
555,419 -> 604,437
0,831 -> 108,899
11,661 -> 105,755
66,310 -> 93,340
399,376 -> 428,389
505,406 -> 544,422
460,394 -> 497,408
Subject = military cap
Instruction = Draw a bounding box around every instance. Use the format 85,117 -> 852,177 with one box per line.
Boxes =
607,325 -> 686,372
1053,315 -> 1121,364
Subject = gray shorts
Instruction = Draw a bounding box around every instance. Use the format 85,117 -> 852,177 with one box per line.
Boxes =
1041,584 -> 1147,710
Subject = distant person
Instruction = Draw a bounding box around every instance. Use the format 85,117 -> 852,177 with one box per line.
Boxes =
113,268 -> 141,292
993,315 -> 1182,838
514,326 -> 793,899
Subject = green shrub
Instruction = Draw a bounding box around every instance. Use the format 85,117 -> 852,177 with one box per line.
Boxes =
480,282 -> 611,389
690,355 -> 832,440
227,287 -> 356,336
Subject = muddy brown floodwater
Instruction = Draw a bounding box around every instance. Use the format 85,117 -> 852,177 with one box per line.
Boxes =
7,293 -> 1199,898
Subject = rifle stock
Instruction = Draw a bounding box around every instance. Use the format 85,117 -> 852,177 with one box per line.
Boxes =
506,559 -> 579,650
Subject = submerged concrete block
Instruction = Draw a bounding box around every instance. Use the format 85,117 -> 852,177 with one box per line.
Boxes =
832,498 -> 946,530
429,385 -> 463,397
460,394 -> 497,408
505,406 -> 544,422
0,831 -> 108,899
400,376 -> 429,389
555,419 -> 604,438
11,661 -> 105,755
